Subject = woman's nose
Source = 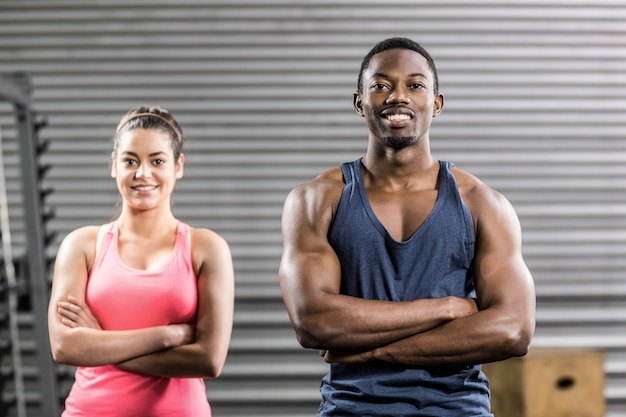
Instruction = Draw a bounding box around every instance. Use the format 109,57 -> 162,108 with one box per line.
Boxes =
135,164 -> 151,179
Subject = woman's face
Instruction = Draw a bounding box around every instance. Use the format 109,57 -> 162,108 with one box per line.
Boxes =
111,128 -> 184,212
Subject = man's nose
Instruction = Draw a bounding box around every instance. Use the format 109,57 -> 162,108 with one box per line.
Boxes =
386,86 -> 411,104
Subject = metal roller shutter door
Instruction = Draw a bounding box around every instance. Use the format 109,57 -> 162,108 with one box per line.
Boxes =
0,1 -> 625,415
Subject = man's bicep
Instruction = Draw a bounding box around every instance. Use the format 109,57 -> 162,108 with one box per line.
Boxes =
280,183 -> 342,287
279,218 -> 341,305
278,183 -> 347,346
472,190 -> 535,325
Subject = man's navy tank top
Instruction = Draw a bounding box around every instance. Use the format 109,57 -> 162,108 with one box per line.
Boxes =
319,159 -> 492,417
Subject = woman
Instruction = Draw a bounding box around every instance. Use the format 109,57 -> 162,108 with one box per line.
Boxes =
48,105 -> 234,416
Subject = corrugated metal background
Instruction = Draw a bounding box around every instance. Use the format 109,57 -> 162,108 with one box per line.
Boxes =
0,1 -> 625,416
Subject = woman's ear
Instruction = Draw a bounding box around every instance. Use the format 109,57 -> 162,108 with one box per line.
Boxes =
176,153 -> 185,179
353,91 -> 365,117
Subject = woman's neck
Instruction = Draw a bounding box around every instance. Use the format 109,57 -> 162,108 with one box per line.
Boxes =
116,206 -> 178,238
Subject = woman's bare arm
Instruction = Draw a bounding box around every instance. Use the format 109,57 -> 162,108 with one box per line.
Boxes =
48,227 -> 192,367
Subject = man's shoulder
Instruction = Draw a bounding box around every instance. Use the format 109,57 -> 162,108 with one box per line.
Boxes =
313,165 -> 346,186
449,165 -> 514,216
283,165 -> 346,220
449,164 -> 481,186
450,165 -> 496,195
291,165 -> 345,197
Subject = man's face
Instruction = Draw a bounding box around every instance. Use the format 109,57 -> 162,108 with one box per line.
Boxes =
354,48 -> 443,150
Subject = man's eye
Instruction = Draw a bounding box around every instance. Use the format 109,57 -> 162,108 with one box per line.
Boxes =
372,83 -> 388,90
411,83 -> 425,89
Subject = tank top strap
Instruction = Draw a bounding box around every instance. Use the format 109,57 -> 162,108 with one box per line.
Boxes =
175,220 -> 191,254
437,160 -> 452,200
339,160 -> 357,186
438,160 -> 474,239
90,221 -> 117,274
339,158 -> 363,199
439,159 -> 454,186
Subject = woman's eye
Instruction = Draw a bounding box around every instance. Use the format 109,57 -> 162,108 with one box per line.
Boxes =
153,159 -> 164,166
123,159 -> 137,166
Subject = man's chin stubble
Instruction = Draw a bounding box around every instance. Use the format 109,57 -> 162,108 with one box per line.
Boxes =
382,136 -> 417,150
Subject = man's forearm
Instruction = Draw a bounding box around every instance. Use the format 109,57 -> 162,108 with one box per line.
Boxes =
325,307 -> 532,367
301,295 -> 477,351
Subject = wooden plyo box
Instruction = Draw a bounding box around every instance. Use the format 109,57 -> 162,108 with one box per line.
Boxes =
482,349 -> 605,417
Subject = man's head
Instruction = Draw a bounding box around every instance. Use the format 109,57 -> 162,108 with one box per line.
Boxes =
357,37 -> 439,95
354,38 -> 444,150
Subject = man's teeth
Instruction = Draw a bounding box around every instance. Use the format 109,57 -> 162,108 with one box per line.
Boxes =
386,114 -> 411,121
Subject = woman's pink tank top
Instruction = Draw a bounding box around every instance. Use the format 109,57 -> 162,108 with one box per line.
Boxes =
62,220 -> 211,417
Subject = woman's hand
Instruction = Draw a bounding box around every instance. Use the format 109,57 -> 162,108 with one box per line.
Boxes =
164,323 -> 195,348
57,295 -> 102,330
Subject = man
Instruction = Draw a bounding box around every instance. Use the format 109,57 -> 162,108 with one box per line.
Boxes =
278,37 -> 536,416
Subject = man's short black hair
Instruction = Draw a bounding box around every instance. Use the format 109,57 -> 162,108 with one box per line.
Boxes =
357,37 -> 439,95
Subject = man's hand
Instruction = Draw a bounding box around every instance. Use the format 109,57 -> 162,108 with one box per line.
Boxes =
320,349 -> 375,365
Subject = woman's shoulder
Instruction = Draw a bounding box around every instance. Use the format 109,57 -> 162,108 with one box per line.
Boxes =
57,224 -> 108,270
61,225 -> 102,247
189,226 -> 231,257
187,226 -> 232,275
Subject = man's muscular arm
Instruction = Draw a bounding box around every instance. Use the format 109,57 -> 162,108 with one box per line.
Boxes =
278,169 -> 478,352
323,178 -> 535,366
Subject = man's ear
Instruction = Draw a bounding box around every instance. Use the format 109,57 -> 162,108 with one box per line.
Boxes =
353,91 -> 365,117
432,92 -> 444,117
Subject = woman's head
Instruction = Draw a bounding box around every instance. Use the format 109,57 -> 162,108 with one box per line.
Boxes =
111,106 -> 185,213
113,105 -> 184,161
